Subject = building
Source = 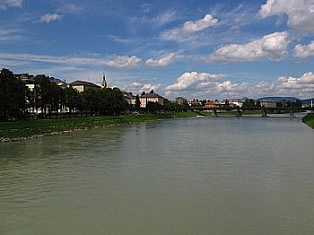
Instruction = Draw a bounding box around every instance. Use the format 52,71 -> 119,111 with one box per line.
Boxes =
122,91 -> 137,106
70,80 -> 101,92
302,98 -> 314,108
258,97 -> 302,108
101,73 -> 108,89
259,100 -> 278,108
229,99 -> 244,108
204,100 -> 219,109
140,90 -> 164,108
188,99 -> 202,107
175,97 -> 186,105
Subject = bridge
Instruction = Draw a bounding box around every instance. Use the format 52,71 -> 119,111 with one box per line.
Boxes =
192,107 -> 314,118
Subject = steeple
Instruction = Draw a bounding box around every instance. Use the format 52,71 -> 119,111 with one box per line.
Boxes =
102,72 -> 107,88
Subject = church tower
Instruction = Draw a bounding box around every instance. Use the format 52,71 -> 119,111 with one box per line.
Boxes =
102,72 -> 108,88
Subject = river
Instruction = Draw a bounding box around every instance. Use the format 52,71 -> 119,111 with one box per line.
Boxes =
0,117 -> 314,234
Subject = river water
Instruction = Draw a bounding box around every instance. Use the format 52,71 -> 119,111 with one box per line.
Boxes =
0,117 -> 314,235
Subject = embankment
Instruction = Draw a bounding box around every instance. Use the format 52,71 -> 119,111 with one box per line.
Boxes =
0,112 -> 199,142
303,113 -> 314,129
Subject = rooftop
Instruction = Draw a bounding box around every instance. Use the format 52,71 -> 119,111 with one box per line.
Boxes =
70,80 -> 101,88
140,91 -> 163,98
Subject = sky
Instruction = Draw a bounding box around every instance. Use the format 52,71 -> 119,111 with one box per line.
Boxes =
1,0 -> 314,99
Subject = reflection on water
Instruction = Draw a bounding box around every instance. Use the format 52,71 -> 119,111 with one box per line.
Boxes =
0,117 -> 314,234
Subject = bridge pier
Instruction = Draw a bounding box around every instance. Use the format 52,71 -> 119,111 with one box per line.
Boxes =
235,109 -> 242,117
213,109 -> 218,117
262,109 -> 268,117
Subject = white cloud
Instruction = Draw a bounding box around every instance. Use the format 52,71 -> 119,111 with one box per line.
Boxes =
182,14 -> 218,33
145,53 -> 176,67
152,10 -> 179,28
0,53 -> 142,69
165,72 -> 223,92
140,84 -> 160,92
0,0 -> 22,9
105,56 -> 142,69
164,71 -> 314,99
258,0 -> 314,33
294,41 -> 314,58
165,72 -> 250,99
40,13 -> 63,23
209,31 -> 289,63
255,72 -> 314,98
123,81 -> 160,94
0,28 -> 22,41
160,14 -> 219,42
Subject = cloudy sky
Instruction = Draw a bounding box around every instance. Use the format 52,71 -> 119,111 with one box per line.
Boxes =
1,0 -> 314,99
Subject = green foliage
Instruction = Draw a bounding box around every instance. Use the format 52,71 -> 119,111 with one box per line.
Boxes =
64,87 -> 80,113
0,68 -> 28,121
163,99 -> 189,112
0,112 -> 200,140
242,98 -> 261,110
302,113 -> 314,129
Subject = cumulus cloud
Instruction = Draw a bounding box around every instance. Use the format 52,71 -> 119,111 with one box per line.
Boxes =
40,13 -> 63,23
106,55 -> 142,69
255,72 -> 314,97
124,81 -> 160,94
208,31 -> 289,63
165,72 -> 250,98
294,41 -> 314,58
145,53 -> 176,67
258,0 -> 314,33
165,72 -> 223,92
164,71 -> 314,99
182,14 -> 218,33
0,0 -> 22,9
160,14 -> 219,42
140,84 -> 161,92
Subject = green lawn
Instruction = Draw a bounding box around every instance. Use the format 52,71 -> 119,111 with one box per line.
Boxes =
242,110 -> 263,115
0,112 -> 198,141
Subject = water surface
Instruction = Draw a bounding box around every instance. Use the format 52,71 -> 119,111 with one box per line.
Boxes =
1,117 -> 314,234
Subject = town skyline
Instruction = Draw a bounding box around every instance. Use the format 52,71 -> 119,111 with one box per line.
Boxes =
1,0 -> 314,99
13,69 -> 314,104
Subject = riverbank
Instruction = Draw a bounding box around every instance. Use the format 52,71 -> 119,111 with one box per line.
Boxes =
303,113 -> 314,129
0,112 -> 199,142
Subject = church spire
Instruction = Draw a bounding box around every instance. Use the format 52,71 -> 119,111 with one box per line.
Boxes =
102,72 -> 107,88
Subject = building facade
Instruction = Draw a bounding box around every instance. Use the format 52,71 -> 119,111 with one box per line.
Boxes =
140,91 -> 164,108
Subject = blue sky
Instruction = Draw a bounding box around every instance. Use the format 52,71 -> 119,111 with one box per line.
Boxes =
1,0 -> 314,99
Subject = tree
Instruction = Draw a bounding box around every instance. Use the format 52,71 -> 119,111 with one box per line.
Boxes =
0,68 -> 28,120
146,101 -> 162,113
135,95 -> 141,111
64,87 -> 80,113
33,75 -> 52,115
242,98 -> 257,110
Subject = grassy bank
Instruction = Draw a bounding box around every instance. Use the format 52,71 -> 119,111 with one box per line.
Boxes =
0,112 -> 199,142
303,113 -> 314,129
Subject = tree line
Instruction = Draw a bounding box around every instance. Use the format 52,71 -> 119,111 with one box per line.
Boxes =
0,68 -> 189,121
0,68 -> 129,121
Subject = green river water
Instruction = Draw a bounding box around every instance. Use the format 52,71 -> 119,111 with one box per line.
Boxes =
1,117 -> 314,234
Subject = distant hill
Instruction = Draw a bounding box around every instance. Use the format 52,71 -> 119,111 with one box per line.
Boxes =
257,97 -> 301,102
302,98 -> 314,104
